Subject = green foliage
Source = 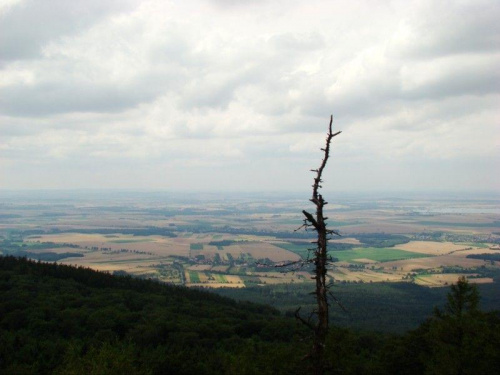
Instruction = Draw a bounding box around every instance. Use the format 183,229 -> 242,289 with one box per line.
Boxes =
423,277 -> 499,375
466,253 -> 500,261
352,233 -> 410,247
190,243 -> 204,250
16,251 -> 84,261
440,276 -> 479,318
1,256 -> 499,374
214,281 -> 500,333
208,240 -> 238,247
0,256 -> 306,374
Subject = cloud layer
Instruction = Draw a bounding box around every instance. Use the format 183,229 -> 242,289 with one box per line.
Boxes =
1,0 -> 499,192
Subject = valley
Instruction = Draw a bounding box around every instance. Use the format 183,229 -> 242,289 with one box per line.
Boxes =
1,191 -> 499,290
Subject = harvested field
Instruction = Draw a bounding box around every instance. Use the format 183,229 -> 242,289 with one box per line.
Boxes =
218,242 -> 300,262
395,241 -> 475,255
188,265 -> 212,271
415,274 -> 494,287
380,254 -> 487,272
212,265 -> 230,272
330,237 -> 362,245
188,283 -> 244,288
332,247 -> 429,263
186,272 -> 244,288
460,248 -> 500,256
26,233 -> 190,257
251,271 -> 310,285
329,268 -> 404,283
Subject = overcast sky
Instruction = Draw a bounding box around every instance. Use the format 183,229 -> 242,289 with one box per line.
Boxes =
0,0 -> 498,193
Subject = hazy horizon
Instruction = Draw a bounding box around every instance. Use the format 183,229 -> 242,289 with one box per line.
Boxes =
1,188 -> 499,202
1,0 -> 499,192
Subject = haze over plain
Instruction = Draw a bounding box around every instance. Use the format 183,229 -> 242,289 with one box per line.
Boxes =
1,0 -> 498,192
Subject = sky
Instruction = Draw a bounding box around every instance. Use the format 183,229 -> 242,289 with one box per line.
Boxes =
0,0 -> 499,193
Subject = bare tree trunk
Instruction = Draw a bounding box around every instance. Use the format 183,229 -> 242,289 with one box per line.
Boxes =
300,115 -> 341,375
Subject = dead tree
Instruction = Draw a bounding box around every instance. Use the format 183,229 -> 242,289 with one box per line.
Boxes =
296,115 -> 341,374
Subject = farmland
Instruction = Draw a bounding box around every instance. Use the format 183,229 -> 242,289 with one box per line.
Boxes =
0,191 -> 499,290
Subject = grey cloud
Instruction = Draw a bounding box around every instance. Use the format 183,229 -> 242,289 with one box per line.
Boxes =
0,67 -> 185,117
179,64 -> 266,110
0,0 -> 138,62
1,80 -> 160,117
398,1 -> 500,59
402,65 -> 500,100
1,0 -> 498,192
300,56 -> 499,124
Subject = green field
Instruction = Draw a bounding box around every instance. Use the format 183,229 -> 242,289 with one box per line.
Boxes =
213,274 -> 227,283
332,247 -> 431,263
188,271 -> 200,283
190,243 -> 204,250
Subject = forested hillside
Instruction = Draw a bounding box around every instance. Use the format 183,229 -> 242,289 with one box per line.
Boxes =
1,256 -> 499,374
214,281 -> 500,333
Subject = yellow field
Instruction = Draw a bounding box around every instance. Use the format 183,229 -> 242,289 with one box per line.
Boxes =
462,248 -> 500,256
396,241 -> 472,255
188,265 -> 212,271
330,238 -> 362,245
415,274 -> 494,287
247,271 -> 311,285
27,233 -> 190,257
329,268 -> 405,283
236,242 -> 301,262
18,232 -> 498,289
188,283 -> 245,288
379,254 -> 487,272
197,242 -> 300,263
185,271 -> 245,288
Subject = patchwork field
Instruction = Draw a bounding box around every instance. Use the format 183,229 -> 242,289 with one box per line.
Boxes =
332,247 -> 430,263
379,254 -> 488,272
186,271 -> 244,288
329,268 -> 405,283
395,241 -> 472,255
415,274 -> 494,287
1,193 -> 499,289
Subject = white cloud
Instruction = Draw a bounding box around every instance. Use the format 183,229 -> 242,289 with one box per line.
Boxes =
0,0 -> 498,191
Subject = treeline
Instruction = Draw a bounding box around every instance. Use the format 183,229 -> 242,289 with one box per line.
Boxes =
1,256 -> 499,374
0,256 -> 307,374
14,251 -> 84,262
466,253 -> 500,261
351,233 -> 410,247
214,281 -> 500,333
208,240 -> 238,247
